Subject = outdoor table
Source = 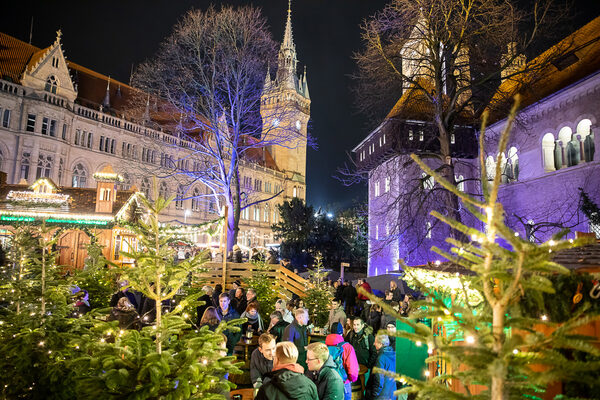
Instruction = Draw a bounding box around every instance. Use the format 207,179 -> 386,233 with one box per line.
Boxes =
235,334 -> 259,362
308,332 -> 327,343
230,388 -> 253,400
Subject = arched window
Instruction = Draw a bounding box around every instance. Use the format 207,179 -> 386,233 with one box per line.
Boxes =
159,182 -> 168,200
45,75 -> 58,94
541,133 -> 555,171
175,185 -> 185,209
36,153 -> 53,179
506,147 -> 519,182
421,172 -> 434,190
191,188 -> 201,211
72,163 -> 87,188
456,175 -> 465,192
577,119 -> 594,162
264,204 -> 270,222
485,156 -> 496,181
499,152 -> 508,183
558,127 -> 572,167
141,177 -> 151,199
20,152 -> 31,180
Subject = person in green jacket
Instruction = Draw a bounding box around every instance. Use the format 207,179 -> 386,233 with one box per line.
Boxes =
256,341 -> 318,400
306,342 -> 344,400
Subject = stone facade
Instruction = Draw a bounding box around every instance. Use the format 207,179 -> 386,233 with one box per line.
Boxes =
0,7 -> 309,251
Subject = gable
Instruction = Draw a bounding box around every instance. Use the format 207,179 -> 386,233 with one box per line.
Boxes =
20,31 -> 77,102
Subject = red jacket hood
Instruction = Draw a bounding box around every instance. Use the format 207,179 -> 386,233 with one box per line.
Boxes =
325,334 -> 345,346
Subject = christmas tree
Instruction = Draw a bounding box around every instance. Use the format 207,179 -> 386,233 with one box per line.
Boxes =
362,100 -> 600,399
303,255 -> 333,328
70,188 -> 243,398
0,224 -> 84,399
246,259 -> 279,318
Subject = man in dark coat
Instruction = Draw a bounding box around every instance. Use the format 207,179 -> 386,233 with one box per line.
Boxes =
216,293 -> 242,356
283,308 -> 309,369
306,342 -> 344,400
250,333 -> 276,393
346,318 -> 376,368
365,335 -> 396,400
255,341 -> 318,400
342,280 -> 357,316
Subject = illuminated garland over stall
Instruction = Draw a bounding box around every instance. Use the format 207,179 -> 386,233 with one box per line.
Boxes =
403,264 -> 483,307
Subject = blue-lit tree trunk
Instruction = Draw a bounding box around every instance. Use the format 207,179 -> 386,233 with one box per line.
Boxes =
133,5 -> 308,252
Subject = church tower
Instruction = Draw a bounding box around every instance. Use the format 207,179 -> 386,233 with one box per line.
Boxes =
261,0 -> 310,199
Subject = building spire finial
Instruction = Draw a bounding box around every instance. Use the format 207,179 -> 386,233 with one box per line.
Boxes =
282,0 -> 294,50
102,76 -> 111,109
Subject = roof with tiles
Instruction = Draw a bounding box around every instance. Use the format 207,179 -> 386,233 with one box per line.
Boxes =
488,16 -> 600,121
0,31 -> 282,172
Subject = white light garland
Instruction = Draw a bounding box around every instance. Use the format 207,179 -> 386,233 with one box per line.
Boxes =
7,190 -> 70,205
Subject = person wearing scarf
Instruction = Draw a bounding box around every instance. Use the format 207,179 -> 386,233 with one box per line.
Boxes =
241,301 -> 264,334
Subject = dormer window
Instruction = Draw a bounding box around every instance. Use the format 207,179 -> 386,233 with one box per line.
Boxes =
45,75 -> 58,94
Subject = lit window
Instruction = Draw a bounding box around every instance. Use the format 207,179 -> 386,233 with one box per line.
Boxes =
451,133 -> 455,144
72,163 -> 87,188
456,175 -> 465,192
422,173 -> 434,190
293,186 -> 297,197
408,130 -> 414,141
426,222 -> 432,239
374,181 -> 380,197
419,130 -> 424,141
385,177 -> 390,193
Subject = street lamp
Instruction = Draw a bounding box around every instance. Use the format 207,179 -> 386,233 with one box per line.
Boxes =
326,212 -> 334,219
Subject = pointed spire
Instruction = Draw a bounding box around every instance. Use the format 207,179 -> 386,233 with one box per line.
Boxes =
264,61 -> 271,90
143,93 -> 150,124
282,0 -> 295,50
303,65 -> 310,99
116,84 -> 122,98
102,76 -> 111,109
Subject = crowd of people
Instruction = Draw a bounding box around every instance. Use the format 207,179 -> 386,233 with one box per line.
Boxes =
200,278 -> 412,400
75,276 -> 413,400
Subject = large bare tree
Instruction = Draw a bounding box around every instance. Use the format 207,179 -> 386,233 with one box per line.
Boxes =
343,0 -> 569,260
133,6 -> 308,251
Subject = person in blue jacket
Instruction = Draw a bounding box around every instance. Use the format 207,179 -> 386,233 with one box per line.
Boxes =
365,334 -> 397,400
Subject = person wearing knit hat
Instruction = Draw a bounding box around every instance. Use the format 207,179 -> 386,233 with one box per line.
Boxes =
325,322 -> 359,400
229,280 -> 242,299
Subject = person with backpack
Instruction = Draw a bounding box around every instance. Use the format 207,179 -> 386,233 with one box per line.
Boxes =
306,342 -> 344,400
325,322 -> 359,400
346,318 -> 377,389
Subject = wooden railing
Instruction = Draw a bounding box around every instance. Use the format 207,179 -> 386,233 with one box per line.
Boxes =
196,262 -> 308,299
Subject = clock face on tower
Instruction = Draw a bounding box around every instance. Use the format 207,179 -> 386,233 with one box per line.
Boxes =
295,120 -> 301,130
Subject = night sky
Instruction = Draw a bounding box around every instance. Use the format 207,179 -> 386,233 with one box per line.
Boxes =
1,1 -> 598,211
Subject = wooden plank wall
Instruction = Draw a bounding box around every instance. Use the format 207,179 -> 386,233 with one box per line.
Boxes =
195,262 -> 308,299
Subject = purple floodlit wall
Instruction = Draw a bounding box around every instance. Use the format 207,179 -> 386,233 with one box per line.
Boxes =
367,71 -> 600,277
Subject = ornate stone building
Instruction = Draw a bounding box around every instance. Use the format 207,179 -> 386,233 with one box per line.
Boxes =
0,6 -> 309,252
354,16 -> 600,276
